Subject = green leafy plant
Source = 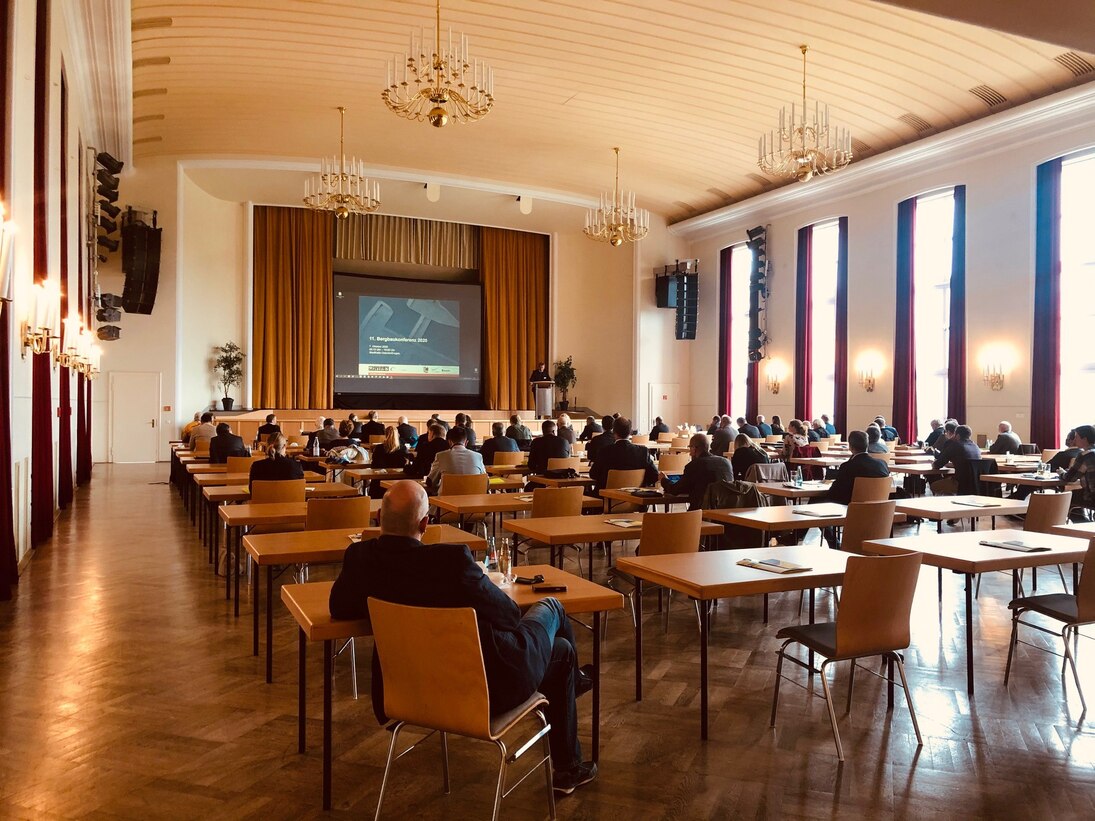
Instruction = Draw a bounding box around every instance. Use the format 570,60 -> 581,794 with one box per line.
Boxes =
213,341 -> 245,399
553,356 -> 577,403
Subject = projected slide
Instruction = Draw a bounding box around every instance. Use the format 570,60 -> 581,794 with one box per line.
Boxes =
359,297 -> 460,377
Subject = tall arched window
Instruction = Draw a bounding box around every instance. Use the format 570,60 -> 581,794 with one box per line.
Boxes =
1059,151 -> 1095,433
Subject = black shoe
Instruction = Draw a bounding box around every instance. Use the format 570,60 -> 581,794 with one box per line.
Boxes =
576,664 -> 595,697
553,761 -> 597,794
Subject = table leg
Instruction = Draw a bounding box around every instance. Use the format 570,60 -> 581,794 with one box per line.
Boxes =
225,527 -> 233,599
807,588 -> 816,676
635,579 -> 643,702
1032,566 -> 1038,592
298,627 -> 307,753
1075,563 -> 1080,593
1013,568 -> 1019,602
587,541 -> 593,580
323,638 -> 333,811
936,519 -> 942,534
210,505 -> 218,566
700,599 -> 709,741
252,558 -> 260,656
266,566 -> 274,683
965,572 -> 975,695
592,612 -> 601,763
234,530 -> 241,618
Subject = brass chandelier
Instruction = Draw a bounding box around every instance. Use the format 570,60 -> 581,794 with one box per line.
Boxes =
303,106 -> 381,220
584,148 -> 649,247
758,45 -> 852,183
382,0 -> 495,128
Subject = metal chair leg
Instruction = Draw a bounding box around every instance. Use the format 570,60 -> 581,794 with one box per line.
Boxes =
846,660 -> 855,713
374,722 -> 405,821
819,660 -> 844,761
892,653 -> 923,748
490,741 -> 508,821
770,642 -> 789,727
1062,625 -> 1087,713
1004,610 -> 1021,686
440,731 -> 450,794
540,711 -> 557,820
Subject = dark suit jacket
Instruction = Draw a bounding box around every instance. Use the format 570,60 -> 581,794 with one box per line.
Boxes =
933,439 -> 984,494
209,432 -> 249,464
407,437 -> 449,478
590,439 -> 657,489
649,422 -> 669,440
711,428 -> 733,457
248,454 -> 305,489
480,435 -> 519,466
989,432 -> 1023,455
396,423 -> 419,448
455,425 -> 477,449
329,537 -> 553,723
257,423 -> 281,437
740,424 -> 761,439
578,423 -> 603,441
825,452 -> 890,504
662,453 -> 732,510
731,447 -> 770,481
925,428 -> 945,449
757,423 -> 773,437
360,421 -> 386,440
586,431 -> 614,464
527,434 -> 571,474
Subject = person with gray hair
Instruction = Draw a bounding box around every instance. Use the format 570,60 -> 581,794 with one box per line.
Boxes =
866,424 -> 889,453
328,481 -> 598,794
660,433 -> 732,510
989,420 -> 1023,455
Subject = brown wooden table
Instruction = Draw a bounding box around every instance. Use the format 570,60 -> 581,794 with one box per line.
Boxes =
754,480 -> 833,501
599,488 -> 690,511
430,492 -> 603,531
894,495 -> 1028,532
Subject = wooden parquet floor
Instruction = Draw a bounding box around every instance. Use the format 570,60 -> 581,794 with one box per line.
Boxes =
2,465 -> 1095,819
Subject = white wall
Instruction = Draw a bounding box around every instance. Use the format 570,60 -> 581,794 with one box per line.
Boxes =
678,85 -> 1095,445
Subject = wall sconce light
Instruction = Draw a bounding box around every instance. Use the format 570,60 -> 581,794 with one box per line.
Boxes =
858,368 -> 875,392
765,358 -> 785,394
22,280 -> 61,358
767,373 -> 780,394
983,364 -> 1004,391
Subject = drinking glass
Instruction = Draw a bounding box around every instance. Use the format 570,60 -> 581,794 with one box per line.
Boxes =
497,547 -> 512,586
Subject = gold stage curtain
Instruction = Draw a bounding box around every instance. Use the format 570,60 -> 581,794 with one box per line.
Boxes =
253,207 -> 333,407
335,213 -> 479,269
481,227 -> 549,410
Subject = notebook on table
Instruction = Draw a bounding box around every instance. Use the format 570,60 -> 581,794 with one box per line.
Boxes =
790,503 -> 846,517
737,557 -> 812,574
605,518 -> 641,528
952,500 -> 1000,508
978,539 -> 1050,553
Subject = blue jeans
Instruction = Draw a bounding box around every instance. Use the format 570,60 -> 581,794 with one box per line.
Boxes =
520,597 -> 582,771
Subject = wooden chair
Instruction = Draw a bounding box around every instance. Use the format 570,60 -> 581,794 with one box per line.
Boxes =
492,451 -> 525,466
657,432 -> 675,443
192,439 -> 211,456
604,468 -> 646,513
839,500 -> 897,553
436,473 -> 490,533
631,434 -> 650,445
226,454 -> 264,475
867,451 -> 895,463
658,452 -> 689,474
771,551 -> 924,761
305,496 -> 374,530
815,439 -> 830,453
368,599 -> 555,821
286,435 -> 307,448
850,476 -> 893,502
1041,449 -> 1061,465
570,441 -> 587,455
545,457 -> 581,472
1005,541 -> 1095,713
369,435 -> 387,445
250,479 -> 306,504
516,486 -> 587,572
670,437 -> 691,449
1024,490 -> 1073,591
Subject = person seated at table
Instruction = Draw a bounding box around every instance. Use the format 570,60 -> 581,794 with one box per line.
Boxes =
1011,429 -> 1081,500
578,415 -> 602,442
821,414 -> 837,436
556,413 -> 577,446
928,420 -> 959,456
407,424 -> 449,479
357,411 -> 385,441
873,416 -> 899,442
480,422 -> 519,466
1059,425 -> 1095,518
866,425 -> 889,453
257,413 -> 281,439
182,411 -> 202,441
660,433 -> 732,510
820,429 -> 890,547
711,415 -> 738,457
505,414 -> 533,450
756,414 -> 773,437
730,433 -> 769,480
585,415 -> 616,465
187,412 -> 217,449
931,424 -> 982,496
368,427 -> 413,499
427,425 -> 486,492
923,419 -> 944,449
328,480 -> 597,794
528,420 -> 572,475
589,416 -> 658,491
810,419 -> 828,440
324,420 -> 356,451
304,418 -> 339,452
989,420 -> 1023,455
209,422 -> 249,464
706,415 -> 721,435
248,433 -> 305,489
780,420 -> 810,458
649,416 -> 670,441
769,414 -> 785,436
395,416 -> 419,449
428,413 -> 450,434
450,413 -> 477,449
737,417 -> 761,439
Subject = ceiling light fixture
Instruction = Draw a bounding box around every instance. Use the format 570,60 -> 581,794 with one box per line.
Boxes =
303,106 -> 380,220
758,45 -> 852,183
584,147 -> 649,247
382,0 -> 495,128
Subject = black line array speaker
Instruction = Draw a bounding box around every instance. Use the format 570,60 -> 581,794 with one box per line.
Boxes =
674,273 -> 698,340
121,217 -> 162,315
655,275 -> 677,308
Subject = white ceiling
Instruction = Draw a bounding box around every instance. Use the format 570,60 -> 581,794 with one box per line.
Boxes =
128,0 -> 1095,221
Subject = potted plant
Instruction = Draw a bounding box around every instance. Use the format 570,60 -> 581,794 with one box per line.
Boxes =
213,341 -> 245,411
553,356 -> 577,412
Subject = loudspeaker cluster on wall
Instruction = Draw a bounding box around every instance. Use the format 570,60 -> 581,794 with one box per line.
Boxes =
120,207 -> 162,315
654,259 -> 699,340
746,225 -> 769,362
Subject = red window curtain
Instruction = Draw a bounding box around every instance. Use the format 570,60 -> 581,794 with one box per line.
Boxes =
947,186 -> 967,424
717,246 -> 733,415
794,226 -> 813,421
57,79 -> 73,511
745,361 -> 759,422
892,197 -> 918,443
1031,160 -> 1063,449
833,217 -> 849,433
0,0 -> 17,599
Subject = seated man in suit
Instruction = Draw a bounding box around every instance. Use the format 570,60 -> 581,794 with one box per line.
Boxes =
427,425 -> 486,492
257,413 -> 281,440
755,414 -> 773,438
923,419 -> 944,449
181,412 -> 202,441
660,433 -> 732,510
187,412 -> 217,450
874,416 -> 899,442
821,414 -> 837,436
585,415 -> 616,465
649,416 -> 670,441
931,424 -> 982,496
248,433 -> 305,489
480,421 -> 519,466
453,413 -> 478,449
359,411 -> 386,441
1060,425 -> 1095,516
305,418 -> 340,452
406,424 -> 449,479
989,420 -> 1023,455
578,416 -> 602,442
209,422 -> 249,464
1012,429 -> 1080,500
528,419 -> 572,475
328,481 -> 597,794
346,413 -> 363,440
556,414 -> 576,446
820,429 -> 890,547
737,416 -> 761,439
505,414 -> 533,450
710,415 -> 737,457
589,416 -> 658,491
396,415 -> 419,449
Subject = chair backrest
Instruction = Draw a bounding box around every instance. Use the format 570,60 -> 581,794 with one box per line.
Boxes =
368,598 -> 492,738
815,439 -> 830,453
492,450 -> 525,466
530,485 -> 584,518
1040,449 -> 1061,464
835,551 -> 923,657
305,496 -> 373,530
570,441 -> 587,455
765,435 -> 783,444
670,437 -> 691,449
226,454 -> 264,474
369,435 -> 387,445
850,476 -> 893,503
250,479 -> 306,504
657,432 -> 675,443
631,434 -> 650,445
438,472 -> 489,496
658,452 -> 689,473
745,462 -> 789,483
839,500 -> 897,553
606,468 -> 645,489
1023,491 -> 1072,534
192,439 -> 210,456
1019,443 -> 1038,455
1076,542 -> 1095,622
546,457 -> 581,472
637,510 -> 704,556
867,450 -> 894,463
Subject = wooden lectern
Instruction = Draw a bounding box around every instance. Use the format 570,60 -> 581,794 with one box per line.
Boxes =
531,380 -> 554,419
